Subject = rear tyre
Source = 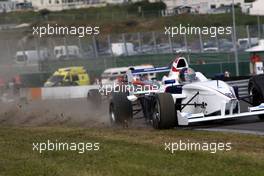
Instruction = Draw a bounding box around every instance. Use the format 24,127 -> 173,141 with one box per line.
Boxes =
249,76 -> 264,120
109,92 -> 133,125
87,89 -> 102,106
152,93 -> 176,129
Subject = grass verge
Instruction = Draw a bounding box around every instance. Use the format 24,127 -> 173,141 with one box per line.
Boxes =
0,127 -> 264,176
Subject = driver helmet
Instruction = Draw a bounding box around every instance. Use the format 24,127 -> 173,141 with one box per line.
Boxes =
179,68 -> 196,82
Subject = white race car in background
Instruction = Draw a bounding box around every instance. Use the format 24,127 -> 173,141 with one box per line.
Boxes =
109,57 -> 264,129
86,64 -> 157,105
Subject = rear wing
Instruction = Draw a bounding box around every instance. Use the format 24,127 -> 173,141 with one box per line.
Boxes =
131,66 -> 170,75
127,66 -> 170,83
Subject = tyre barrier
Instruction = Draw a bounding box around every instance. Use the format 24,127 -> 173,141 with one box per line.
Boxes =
20,85 -> 100,101
226,79 -> 249,97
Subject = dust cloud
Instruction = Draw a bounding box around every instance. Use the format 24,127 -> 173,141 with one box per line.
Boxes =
0,98 -> 111,127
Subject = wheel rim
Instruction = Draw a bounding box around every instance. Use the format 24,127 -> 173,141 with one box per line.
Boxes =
249,87 -> 253,96
249,87 -> 254,104
110,104 -> 116,123
152,100 -> 161,128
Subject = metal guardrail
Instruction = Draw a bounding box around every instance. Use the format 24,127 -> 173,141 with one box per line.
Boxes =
226,79 -> 249,97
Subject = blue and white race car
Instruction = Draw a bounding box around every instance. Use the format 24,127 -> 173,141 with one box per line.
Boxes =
109,57 -> 264,129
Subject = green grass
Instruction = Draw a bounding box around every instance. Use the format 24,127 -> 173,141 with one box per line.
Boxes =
0,127 -> 264,176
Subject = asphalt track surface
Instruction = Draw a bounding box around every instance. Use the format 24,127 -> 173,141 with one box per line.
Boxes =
188,116 -> 264,135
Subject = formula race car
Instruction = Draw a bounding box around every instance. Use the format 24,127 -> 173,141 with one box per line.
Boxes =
109,57 -> 264,129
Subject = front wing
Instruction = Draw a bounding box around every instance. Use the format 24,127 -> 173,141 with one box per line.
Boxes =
177,103 -> 264,126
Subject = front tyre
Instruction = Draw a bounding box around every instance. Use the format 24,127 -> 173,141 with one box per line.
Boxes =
249,76 -> 264,120
152,93 -> 176,129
